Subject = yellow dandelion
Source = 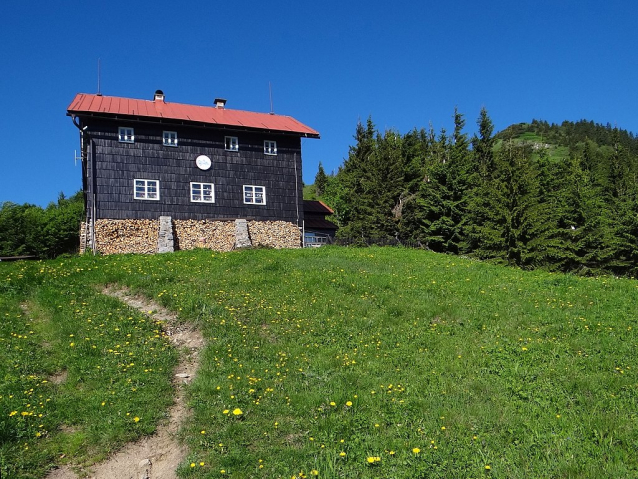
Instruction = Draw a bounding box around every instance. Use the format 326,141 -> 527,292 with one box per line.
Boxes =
232,408 -> 243,416
134,416 -> 140,423
485,465 -> 491,470
339,451 -> 346,457
345,401 -> 353,407
412,447 -> 421,454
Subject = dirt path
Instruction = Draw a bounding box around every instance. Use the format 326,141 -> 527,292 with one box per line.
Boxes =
47,287 -> 204,479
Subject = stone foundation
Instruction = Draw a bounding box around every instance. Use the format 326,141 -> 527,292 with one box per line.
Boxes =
81,218 -> 301,255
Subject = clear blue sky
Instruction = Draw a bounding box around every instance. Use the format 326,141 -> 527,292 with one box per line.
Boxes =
2,1 -> 637,207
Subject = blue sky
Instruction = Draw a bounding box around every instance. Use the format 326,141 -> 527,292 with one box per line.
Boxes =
2,1 -> 637,206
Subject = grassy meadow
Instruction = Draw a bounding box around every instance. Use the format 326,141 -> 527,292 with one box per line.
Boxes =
1,247 -> 637,478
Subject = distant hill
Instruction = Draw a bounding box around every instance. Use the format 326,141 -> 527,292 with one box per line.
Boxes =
494,119 -> 638,159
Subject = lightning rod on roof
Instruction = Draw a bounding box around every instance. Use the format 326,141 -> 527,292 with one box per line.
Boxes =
97,58 -> 102,96
269,82 -> 274,115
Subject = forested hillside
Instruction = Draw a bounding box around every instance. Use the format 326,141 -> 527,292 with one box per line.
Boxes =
0,191 -> 84,258
314,111 -> 638,276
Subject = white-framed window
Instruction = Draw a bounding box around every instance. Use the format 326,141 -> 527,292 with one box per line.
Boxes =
163,131 -> 178,147
190,182 -> 215,203
264,140 -> 277,155
225,136 -> 238,151
243,185 -> 266,205
119,127 -> 134,143
134,179 -> 159,200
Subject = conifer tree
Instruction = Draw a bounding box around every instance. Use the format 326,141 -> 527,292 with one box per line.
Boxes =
314,162 -> 328,196
463,108 -> 496,254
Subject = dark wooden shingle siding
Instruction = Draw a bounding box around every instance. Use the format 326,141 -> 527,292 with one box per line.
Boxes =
84,119 -> 304,223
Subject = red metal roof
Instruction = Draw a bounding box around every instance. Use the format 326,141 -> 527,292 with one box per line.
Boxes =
67,93 -> 320,138
303,200 -> 334,214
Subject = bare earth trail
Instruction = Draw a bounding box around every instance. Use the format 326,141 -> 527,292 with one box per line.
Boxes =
47,286 -> 205,479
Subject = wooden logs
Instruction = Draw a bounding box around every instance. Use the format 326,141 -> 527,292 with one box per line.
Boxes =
88,219 -> 301,255
173,220 -> 235,251
94,219 -> 159,255
248,221 -> 301,249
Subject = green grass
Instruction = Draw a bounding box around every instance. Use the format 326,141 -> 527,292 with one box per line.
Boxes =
303,183 -> 318,200
0,260 -> 178,477
2,247 -> 638,478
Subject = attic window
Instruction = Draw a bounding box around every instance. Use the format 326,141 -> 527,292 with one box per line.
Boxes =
119,127 -> 134,143
163,131 -> 178,147
264,140 -> 277,155
225,136 -> 238,151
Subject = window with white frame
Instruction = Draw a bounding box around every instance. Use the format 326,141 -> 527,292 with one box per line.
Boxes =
243,185 -> 266,205
225,136 -> 238,151
190,182 -> 215,203
119,127 -> 134,143
134,179 -> 159,200
264,140 -> 277,155
163,131 -> 178,147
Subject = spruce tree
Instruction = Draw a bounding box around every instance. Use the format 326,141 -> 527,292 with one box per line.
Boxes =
314,162 -> 328,196
463,108 -> 496,254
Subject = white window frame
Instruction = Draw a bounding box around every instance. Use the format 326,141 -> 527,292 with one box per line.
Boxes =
163,131 -> 178,147
134,179 -> 160,200
243,185 -> 266,205
119,127 -> 134,143
190,182 -> 215,203
264,140 -> 277,155
225,136 -> 239,151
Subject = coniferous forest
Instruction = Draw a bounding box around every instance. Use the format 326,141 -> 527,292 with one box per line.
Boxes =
313,110 -> 638,277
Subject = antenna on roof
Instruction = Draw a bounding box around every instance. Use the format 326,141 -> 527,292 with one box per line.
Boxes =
97,58 -> 102,96
269,82 -> 274,115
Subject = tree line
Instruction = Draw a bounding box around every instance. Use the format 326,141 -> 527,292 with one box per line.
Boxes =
314,110 -> 638,276
0,191 -> 84,259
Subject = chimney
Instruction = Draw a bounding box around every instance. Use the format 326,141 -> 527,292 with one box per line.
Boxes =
154,90 -> 165,102
215,98 -> 227,109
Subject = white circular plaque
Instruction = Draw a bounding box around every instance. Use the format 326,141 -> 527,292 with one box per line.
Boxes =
195,155 -> 211,170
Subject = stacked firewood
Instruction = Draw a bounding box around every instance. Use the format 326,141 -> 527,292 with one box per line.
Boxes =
248,221 -> 301,249
87,218 -> 301,255
174,219 -> 235,251
94,219 -> 158,255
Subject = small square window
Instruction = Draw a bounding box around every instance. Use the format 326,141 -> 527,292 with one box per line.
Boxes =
119,127 -> 134,143
134,179 -> 159,200
264,140 -> 277,155
163,131 -> 178,147
243,185 -> 266,205
190,182 -> 215,203
225,136 -> 238,151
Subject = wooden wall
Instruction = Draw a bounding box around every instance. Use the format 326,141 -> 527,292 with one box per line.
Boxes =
83,118 -> 305,223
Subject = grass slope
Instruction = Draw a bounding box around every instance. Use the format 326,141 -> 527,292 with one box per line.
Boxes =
1,247 -> 637,478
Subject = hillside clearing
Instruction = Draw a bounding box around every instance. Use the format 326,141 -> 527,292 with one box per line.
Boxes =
2,247 -> 637,478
